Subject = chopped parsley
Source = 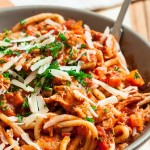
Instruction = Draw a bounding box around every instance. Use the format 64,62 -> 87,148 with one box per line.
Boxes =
69,48 -> 74,58
134,72 -> 140,79
84,117 -> 94,123
43,87 -> 52,91
13,51 -> 20,56
91,105 -> 97,111
66,81 -> 71,86
2,106 -> 7,111
18,71 -> 26,78
58,33 -> 67,42
104,108 -> 108,113
40,42 -> 62,58
0,60 -> 5,64
20,19 -> 26,25
67,70 -> 92,86
17,114 -> 23,123
26,46 -> 38,53
114,66 -> 121,72
34,79 -> 43,87
0,101 -> 4,107
81,44 -> 86,48
22,99 -> 29,108
0,96 -> 2,100
99,137 -> 103,142
39,61 -> 60,78
4,38 -> 11,43
0,46 -> 7,53
5,50 -> 13,55
3,72 -> 11,78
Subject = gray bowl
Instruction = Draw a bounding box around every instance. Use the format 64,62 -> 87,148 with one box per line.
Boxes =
0,6 -> 150,150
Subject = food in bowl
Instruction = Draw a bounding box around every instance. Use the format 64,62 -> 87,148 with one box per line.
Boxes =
0,13 -> 149,150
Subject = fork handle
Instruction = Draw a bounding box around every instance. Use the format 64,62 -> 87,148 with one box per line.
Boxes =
111,0 -> 132,41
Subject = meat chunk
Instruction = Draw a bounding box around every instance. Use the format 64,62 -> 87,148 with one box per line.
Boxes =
37,136 -> 60,150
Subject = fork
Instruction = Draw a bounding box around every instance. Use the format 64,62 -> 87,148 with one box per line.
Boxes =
111,0 -> 132,42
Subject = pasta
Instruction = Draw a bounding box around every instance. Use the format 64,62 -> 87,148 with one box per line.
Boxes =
0,13 -> 150,150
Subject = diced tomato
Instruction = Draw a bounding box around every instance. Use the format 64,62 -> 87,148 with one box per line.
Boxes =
63,20 -> 82,30
127,70 -> 144,87
129,113 -> 144,132
6,92 -> 23,106
26,25 -> 37,36
96,126 -> 109,150
94,67 -> 106,82
106,72 -> 122,88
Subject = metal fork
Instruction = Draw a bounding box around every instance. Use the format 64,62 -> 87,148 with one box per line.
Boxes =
111,0 -> 132,42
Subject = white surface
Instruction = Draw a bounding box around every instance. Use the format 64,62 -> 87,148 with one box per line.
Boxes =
10,0 -> 123,10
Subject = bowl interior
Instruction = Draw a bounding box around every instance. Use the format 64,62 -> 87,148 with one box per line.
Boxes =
0,6 -> 150,150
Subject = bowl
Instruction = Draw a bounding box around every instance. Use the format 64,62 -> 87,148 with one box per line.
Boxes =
0,5 -> 150,150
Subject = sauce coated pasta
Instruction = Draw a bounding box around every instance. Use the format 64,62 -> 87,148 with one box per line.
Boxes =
0,13 -> 149,150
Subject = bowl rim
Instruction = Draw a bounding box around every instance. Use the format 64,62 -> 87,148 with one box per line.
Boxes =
0,5 -> 150,150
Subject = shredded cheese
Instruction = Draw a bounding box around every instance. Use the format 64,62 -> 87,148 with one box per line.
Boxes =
45,18 -> 60,26
0,143 -> 5,150
85,30 -> 94,49
137,95 -> 150,106
73,90 -> 96,106
35,77 -> 45,94
8,69 -> 24,82
97,96 -> 118,107
0,56 -> 21,73
21,133 -> 41,150
11,36 -> 37,43
50,69 -> 71,81
0,41 -> 12,46
88,104 -> 98,118
92,78 -> 128,99
31,56 -> 52,71
117,51 -> 130,74
28,94 -> 39,113
38,62 -> 51,74
11,79 -> 34,92
68,50 -> 86,64
15,57 -> 26,71
24,70 -> 38,85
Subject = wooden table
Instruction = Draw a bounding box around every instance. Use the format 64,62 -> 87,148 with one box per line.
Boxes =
0,0 -> 150,149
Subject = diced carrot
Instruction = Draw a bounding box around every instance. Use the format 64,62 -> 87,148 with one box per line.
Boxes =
14,92 -> 24,106
106,72 -> 122,88
127,70 -> 144,87
96,126 -> 109,150
94,67 -> 106,82
130,114 -> 144,132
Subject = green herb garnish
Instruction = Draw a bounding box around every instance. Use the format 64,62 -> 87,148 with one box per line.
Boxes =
40,42 -> 62,58
91,105 -> 97,111
4,38 -> 11,43
22,99 -> 29,108
17,114 -> 23,123
2,106 -> 8,111
20,19 -> 26,25
81,44 -> 86,48
84,117 -> 94,123
99,137 -> 103,142
13,51 -> 20,56
67,70 -> 92,86
0,60 -> 5,64
134,72 -> 140,79
3,72 -> 11,78
59,33 -> 67,42
43,87 -> 52,91
104,108 -> 108,113
66,81 -> 71,86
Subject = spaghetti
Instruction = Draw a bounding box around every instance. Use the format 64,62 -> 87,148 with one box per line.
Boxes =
0,13 -> 150,150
